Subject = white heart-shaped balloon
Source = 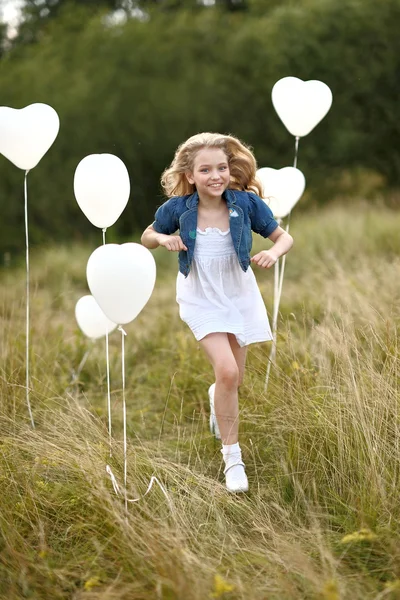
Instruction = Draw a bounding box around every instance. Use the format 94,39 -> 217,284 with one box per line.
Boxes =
272,77 -> 332,137
74,154 -> 130,229
257,166 -> 306,219
0,103 -> 60,169
75,295 -> 117,340
86,243 -> 156,325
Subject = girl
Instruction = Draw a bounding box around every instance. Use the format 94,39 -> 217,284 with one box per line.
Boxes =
141,132 -> 293,493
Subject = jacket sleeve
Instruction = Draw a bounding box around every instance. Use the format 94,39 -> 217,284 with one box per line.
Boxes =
152,198 -> 179,235
247,192 -> 279,238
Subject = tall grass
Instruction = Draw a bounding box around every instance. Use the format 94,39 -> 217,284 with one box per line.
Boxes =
1,201 -> 400,599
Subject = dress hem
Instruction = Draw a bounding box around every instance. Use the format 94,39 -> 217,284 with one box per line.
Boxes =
195,328 -> 273,348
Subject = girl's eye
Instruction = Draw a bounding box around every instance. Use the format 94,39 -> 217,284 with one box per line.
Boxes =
200,169 -> 208,173
219,166 -> 227,170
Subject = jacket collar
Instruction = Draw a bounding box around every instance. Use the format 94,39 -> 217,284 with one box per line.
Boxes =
185,188 -> 237,209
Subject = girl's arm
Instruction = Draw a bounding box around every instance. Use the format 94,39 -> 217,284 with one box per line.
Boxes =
141,225 -> 187,252
251,225 -> 293,269
141,225 -> 162,249
141,197 -> 186,252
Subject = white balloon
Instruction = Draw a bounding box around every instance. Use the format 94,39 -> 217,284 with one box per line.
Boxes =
75,295 -> 117,340
272,77 -> 332,137
74,154 -> 130,228
86,243 -> 156,325
0,103 -> 60,170
257,166 -> 306,219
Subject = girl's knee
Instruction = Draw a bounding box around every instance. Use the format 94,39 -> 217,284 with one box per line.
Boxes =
216,363 -> 239,388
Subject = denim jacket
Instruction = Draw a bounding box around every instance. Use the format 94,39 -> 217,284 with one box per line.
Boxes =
152,188 -> 279,277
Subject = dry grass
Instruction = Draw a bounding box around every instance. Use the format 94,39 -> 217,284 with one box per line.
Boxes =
1,201 -> 400,599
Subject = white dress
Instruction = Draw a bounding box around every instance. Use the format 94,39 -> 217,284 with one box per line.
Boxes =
176,227 -> 273,348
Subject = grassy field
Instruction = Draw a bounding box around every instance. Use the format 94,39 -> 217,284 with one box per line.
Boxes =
1,201 -> 400,599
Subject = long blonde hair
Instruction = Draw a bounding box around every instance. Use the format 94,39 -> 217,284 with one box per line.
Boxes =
161,132 -> 263,198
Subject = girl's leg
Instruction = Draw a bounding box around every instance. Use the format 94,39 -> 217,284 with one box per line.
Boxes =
199,332 -> 239,445
200,332 -> 249,492
227,333 -> 247,387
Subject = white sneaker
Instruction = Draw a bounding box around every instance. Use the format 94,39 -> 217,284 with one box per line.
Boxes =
208,383 -> 221,440
224,461 -> 249,493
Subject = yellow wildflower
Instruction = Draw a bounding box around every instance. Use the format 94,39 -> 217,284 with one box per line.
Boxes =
35,479 -> 49,490
84,576 -> 102,591
340,528 -> 378,544
384,580 -> 400,591
210,574 -> 235,598
321,579 -> 340,600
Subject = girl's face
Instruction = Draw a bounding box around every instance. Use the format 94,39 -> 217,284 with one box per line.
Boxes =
186,148 -> 230,200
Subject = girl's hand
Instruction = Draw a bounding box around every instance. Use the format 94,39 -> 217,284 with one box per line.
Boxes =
157,233 -> 187,252
251,250 -> 278,269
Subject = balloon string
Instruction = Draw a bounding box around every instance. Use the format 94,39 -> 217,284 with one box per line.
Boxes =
277,220 -> 290,306
24,170 -> 35,428
264,218 -> 290,392
105,330 -> 112,456
293,136 -> 300,168
102,228 -> 112,457
106,327 -> 172,511
265,254 -> 279,391
265,134 -> 298,391
105,465 -> 171,506
118,325 -> 128,513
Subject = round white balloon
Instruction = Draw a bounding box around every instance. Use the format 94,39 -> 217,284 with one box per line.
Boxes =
74,154 -> 130,229
0,103 -> 60,170
86,243 -> 156,325
272,77 -> 332,137
75,295 -> 117,340
257,166 -> 306,219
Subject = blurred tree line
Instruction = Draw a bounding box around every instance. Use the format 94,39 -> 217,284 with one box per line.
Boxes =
0,0 -> 399,255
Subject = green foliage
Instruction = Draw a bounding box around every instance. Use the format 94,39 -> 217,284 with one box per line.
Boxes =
14,0 -> 120,45
0,0 -> 399,256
